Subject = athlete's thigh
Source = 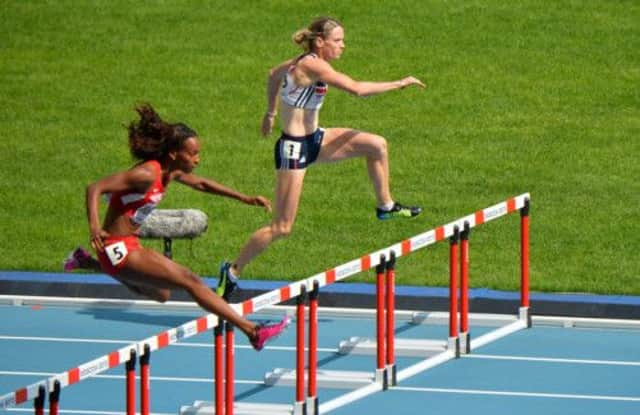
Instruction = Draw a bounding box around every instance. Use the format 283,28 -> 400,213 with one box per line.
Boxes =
317,127 -> 379,163
118,248 -> 193,290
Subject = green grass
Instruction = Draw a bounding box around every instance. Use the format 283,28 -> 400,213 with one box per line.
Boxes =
1,1 -> 638,295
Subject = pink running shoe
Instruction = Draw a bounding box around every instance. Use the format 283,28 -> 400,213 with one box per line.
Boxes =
63,247 -> 91,272
251,316 -> 291,351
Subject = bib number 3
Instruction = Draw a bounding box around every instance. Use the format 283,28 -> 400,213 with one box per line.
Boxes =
105,241 -> 128,267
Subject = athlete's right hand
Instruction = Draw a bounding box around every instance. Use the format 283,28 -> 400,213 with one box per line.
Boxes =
90,229 -> 110,252
400,76 -> 426,89
261,113 -> 276,137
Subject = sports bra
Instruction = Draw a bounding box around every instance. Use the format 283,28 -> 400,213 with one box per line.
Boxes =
108,160 -> 166,225
280,53 -> 328,110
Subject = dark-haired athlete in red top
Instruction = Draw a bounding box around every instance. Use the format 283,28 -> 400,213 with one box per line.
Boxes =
64,104 -> 289,350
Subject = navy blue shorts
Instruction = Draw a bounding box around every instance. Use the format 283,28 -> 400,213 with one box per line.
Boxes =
274,128 -> 325,170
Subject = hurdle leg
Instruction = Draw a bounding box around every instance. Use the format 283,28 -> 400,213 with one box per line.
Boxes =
385,251 -> 397,386
125,349 -> 136,415
139,344 -> 151,415
448,227 -> 460,357
214,321 -> 224,415
459,222 -> 471,354
163,237 -> 173,259
520,198 -> 532,328
48,380 -> 60,415
294,286 -> 307,415
225,323 -> 234,415
307,281 -> 319,415
375,254 -> 388,388
34,385 -> 45,415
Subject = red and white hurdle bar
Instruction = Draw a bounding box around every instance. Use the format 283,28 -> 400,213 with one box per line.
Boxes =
238,192 -> 530,319
0,192 -> 530,414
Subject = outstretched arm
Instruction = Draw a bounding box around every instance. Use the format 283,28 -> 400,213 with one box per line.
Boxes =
176,173 -> 272,213
303,58 -> 425,97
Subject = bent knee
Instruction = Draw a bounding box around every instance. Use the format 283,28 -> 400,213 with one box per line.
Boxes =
369,135 -> 388,158
271,221 -> 294,239
153,289 -> 171,303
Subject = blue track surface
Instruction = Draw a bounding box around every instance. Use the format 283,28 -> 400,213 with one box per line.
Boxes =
3,270 -> 640,309
1,296 -> 639,414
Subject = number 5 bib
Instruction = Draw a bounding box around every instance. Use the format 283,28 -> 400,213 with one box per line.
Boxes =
104,241 -> 129,266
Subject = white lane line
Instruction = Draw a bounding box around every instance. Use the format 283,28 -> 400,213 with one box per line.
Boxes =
0,370 -> 262,385
0,335 -> 130,344
466,354 -> 640,367
6,409 -> 173,415
0,335 -> 336,352
394,386 -> 640,402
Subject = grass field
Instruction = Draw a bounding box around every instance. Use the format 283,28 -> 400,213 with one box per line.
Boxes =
1,1 -> 638,295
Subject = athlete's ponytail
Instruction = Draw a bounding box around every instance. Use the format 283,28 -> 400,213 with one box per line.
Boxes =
292,17 -> 342,52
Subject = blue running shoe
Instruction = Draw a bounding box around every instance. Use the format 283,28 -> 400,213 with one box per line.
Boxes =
216,261 -> 238,301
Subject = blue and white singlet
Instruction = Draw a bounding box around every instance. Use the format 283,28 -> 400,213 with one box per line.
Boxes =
280,53 -> 328,110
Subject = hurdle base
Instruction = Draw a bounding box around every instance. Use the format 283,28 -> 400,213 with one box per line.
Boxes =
375,368 -> 388,390
385,364 -> 397,386
339,336 -> 447,357
180,400 -> 293,415
459,332 -> 471,354
519,306 -> 532,328
411,312 -> 519,327
293,400 -> 306,415
265,367 -> 375,389
447,336 -> 460,358
306,396 -> 318,415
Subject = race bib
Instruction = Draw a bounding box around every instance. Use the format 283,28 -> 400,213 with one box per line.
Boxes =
105,241 -> 128,266
282,140 -> 302,160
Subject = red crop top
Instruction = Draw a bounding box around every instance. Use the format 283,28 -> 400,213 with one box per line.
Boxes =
108,160 -> 166,225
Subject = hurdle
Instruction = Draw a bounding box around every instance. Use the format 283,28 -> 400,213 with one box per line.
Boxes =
186,192 -> 531,414
1,192 -> 530,415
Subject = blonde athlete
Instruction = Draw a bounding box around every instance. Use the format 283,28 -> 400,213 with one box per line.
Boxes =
217,17 -> 425,299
